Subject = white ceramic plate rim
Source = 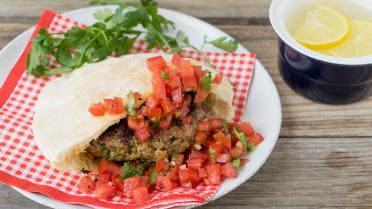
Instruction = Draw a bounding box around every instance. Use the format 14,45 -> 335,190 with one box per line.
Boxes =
0,5 -> 282,209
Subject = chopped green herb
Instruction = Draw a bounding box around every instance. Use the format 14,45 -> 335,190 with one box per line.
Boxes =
161,71 -> 169,80
208,149 -> 216,156
171,154 -> 179,161
126,91 -> 136,118
150,170 -> 157,184
120,161 -> 154,181
221,120 -> 229,135
233,127 -> 249,151
151,118 -> 160,128
201,71 -> 212,91
232,158 -> 240,168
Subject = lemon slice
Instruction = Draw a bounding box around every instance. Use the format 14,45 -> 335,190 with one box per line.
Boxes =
293,5 -> 350,50
329,21 -> 372,57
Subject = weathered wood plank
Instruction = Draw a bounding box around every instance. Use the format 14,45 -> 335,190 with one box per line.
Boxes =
1,137 -> 372,208
0,0 -> 271,20
2,22 -> 372,137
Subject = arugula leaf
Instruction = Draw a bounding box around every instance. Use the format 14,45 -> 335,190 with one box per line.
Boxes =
200,71 -> 212,91
209,37 -> 239,52
150,170 -> 157,184
126,91 -> 136,118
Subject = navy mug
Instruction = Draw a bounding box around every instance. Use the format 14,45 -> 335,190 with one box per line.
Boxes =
270,0 -> 372,104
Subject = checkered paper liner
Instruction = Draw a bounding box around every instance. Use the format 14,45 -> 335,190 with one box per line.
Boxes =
0,10 -> 255,209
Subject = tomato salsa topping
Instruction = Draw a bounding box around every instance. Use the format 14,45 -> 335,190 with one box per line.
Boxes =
81,55 -> 263,204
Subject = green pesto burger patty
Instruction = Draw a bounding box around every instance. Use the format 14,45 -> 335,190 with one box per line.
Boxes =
86,107 -> 210,162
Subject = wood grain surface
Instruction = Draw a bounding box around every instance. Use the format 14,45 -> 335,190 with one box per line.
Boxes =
1,0 -> 372,209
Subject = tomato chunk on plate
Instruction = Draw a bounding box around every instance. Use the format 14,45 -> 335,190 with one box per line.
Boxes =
133,186 -> 151,204
79,176 -> 96,193
94,183 -> 116,200
88,102 -> 105,116
97,159 -> 121,175
147,56 -> 166,74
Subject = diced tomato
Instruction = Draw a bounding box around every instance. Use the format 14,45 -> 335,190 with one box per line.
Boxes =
166,166 -> 179,181
133,186 -> 151,204
221,163 -> 238,178
97,159 -> 121,175
209,118 -> 223,130
209,143 -> 224,157
167,76 -> 182,90
213,132 -> 231,150
188,167 -> 200,182
159,115 -> 172,130
230,143 -> 244,159
135,124 -> 150,142
97,173 -> 110,185
186,158 -> 203,169
152,73 -> 167,99
171,54 -> 183,68
216,153 -> 232,163
205,164 -> 221,185
88,103 -> 105,116
249,133 -> 264,146
194,89 -> 209,105
198,120 -> 210,132
240,158 -> 250,167
104,99 -> 115,114
171,87 -> 183,104
113,97 -> 124,114
195,131 -> 208,144
182,115 -> 192,125
213,72 -> 223,84
94,183 -> 116,199
178,167 -> 190,184
111,174 -> 124,191
189,149 -> 208,161
163,178 -> 176,191
198,168 -> 207,178
160,98 -> 176,114
79,176 -> 96,193
180,60 -> 198,89
155,173 -> 166,190
128,117 -> 141,129
237,122 -> 255,137
171,154 -> 185,166
123,176 -> 142,198
156,159 -> 169,173
146,94 -> 159,108
193,66 -> 204,82
147,56 -> 166,74
147,107 -> 161,120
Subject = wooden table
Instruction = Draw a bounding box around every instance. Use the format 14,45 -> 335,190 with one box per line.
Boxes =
1,0 -> 372,208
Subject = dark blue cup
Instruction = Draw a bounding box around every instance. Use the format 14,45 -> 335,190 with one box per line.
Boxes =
270,0 -> 372,104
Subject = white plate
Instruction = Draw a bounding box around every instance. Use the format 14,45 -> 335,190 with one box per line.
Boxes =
0,5 -> 282,209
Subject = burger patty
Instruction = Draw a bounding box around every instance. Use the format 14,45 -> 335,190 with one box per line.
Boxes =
86,107 -> 211,162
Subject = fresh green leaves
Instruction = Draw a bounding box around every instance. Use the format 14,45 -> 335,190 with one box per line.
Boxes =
200,71 -> 212,91
26,0 -> 239,77
126,91 -> 136,118
209,37 -> 239,53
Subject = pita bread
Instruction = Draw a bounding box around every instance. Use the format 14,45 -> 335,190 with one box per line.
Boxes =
33,53 -> 234,172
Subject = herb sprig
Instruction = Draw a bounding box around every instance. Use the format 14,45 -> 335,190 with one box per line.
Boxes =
26,0 -> 239,77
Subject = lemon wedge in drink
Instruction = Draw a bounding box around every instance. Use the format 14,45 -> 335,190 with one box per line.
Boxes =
293,5 -> 350,50
329,21 -> 372,57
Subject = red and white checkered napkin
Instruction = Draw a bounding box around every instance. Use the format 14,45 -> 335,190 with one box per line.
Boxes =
0,9 -> 255,209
